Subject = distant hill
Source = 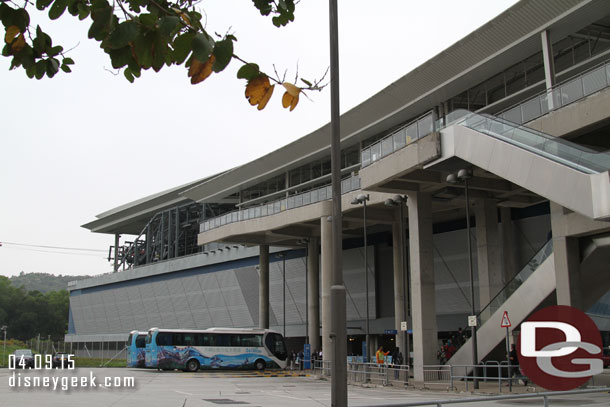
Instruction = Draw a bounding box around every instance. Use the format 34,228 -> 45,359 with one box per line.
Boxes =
9,272 -> 90,293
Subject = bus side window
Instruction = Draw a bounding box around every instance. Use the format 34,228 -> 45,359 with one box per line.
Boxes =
136,335 -> 146,348
183,334 -> 196,346
202,334 -> 215,346
230,335 -> 240,347
241,334 -> 262,347
216,334 -> 230,347
156,332 -> 171,346
173,333 -> 184,346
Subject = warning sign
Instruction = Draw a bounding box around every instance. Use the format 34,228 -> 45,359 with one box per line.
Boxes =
501,311 -> 511,328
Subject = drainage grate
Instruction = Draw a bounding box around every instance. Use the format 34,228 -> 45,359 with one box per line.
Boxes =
202,399 -> 249,405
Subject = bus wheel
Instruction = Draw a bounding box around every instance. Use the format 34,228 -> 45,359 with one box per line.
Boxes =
254,359 -> 265,371
185,359 -> 200,372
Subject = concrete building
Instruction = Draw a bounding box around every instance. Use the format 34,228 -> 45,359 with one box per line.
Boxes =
69,0 -> 610,382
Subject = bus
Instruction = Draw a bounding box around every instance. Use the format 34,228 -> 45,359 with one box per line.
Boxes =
144,327 -> 287,372
126,330 -> 147,368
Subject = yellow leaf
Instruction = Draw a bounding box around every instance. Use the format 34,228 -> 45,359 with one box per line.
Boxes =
257,84 -> 274,111
188,55 -> 215,85
179,12 -> 191,26
281,91 -> 299,111
11,33 -> 25,53
5,26 -> 20,44
245,75 -> 271,106
282,82 -> 300,97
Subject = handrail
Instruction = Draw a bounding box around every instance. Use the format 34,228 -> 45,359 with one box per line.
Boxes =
476,239 -> 553,326
201,174 -> 361,233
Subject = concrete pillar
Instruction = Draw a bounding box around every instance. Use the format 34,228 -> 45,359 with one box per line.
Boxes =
308,237 -> 321,351
500,207 -> 518,283
321,216 -> 333,365
551,203 -> 582,309
475,199 -> 502,313
259,245 -> 269,329
406,191 -> 436,383
392,208 -> 406,358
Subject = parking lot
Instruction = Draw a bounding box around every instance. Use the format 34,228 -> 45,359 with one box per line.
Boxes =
1,368 -> 609,407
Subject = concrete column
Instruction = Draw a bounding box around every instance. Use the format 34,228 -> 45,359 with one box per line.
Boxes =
321,216 -> 333,365
551,203 -> 582,309
475,199 -> 502,313
307,237 -> 321,351
406,191 -> 436,383
392,208 -> 406,357
500,207 -> 518,283
259,245 -> 269,329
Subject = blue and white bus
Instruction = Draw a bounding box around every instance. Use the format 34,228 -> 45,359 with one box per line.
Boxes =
126,330 -> 147,368
144,327 -> 287,372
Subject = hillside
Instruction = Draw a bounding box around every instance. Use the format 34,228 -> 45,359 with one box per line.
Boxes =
9,272 -> 90,293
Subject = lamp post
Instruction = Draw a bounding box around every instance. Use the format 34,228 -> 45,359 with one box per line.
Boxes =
384,195 -> 409,368
1,325 -> 7,367
350,193 -> 370,362
446,168 -> 479,389
276,253 -> 286,338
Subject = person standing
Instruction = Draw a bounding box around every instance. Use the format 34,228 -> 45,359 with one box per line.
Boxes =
376,346 -> 390,364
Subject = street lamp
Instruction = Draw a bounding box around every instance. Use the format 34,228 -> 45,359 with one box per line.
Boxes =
384,194 -> 410,368
446,167 -> 479,389
276,253 -> 286,338
350,193 -> 370,362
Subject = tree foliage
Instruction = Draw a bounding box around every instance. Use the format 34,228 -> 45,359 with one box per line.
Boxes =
0,276 -> 70,340
1,0 -> 326,110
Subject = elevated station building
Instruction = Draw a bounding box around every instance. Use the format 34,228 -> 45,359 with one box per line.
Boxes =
69,0 -> 610,381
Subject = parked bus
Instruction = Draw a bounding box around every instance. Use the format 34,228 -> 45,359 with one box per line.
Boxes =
144,327 -> 287,372
126,330 -> 147,368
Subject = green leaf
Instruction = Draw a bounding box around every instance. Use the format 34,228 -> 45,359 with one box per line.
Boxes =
134,33 -> 153,69
36,0 -> 54,10
77,3 -> 89,20
171,32 -> 194,65
47,45 -> 63,56
151,34 -> 166,72
191,32 -> 213,61
48,0 -> 68,20
212,37 -> 233,73
109,46 -> 131,68
300,78 -> 312,87
158,15 -> 179,38
138,13 -> 155,27
252,0 -> 272,16
236,63 -> 259,80
35,60 -> 45,79
63,57 -> 74,65
88,0 -> 112,40
60,63 -> 71,73
25,63 -> 36,78
46,57 -> 59,77
108,20 -> 137,49
124,67 -> 134,83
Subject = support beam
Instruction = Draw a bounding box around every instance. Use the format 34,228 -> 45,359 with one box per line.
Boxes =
551,203 -> 583,309
406,191 -> 437,383
259,245 -> 269,329
308,237 -> 321,352
500,207 -> 518,283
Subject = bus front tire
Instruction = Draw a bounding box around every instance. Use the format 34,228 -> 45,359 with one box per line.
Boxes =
185,359 -> 200,372
254,359 -> 265,371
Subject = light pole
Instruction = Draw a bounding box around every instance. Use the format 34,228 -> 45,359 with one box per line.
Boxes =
350,193 -> 370,362
276,253 -> 286,338
384,195 -> 410,368
446,168 -> 479,389
1,325 -> 7,367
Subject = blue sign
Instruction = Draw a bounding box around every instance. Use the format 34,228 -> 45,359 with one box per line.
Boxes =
303,344 -> 311,369
384,329 -> 398,335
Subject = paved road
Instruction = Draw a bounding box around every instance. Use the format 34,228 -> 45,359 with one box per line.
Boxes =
0,368 -> 608,407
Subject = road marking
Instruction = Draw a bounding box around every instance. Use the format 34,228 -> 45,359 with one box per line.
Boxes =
174,390 -> 195,396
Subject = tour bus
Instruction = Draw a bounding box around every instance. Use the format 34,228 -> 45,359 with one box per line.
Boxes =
126,330 -> 148,368
144,327 -> 287,372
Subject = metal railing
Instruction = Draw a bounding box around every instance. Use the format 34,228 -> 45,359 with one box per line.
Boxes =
361,111 -> 435,168
498,59 -> 610,125
359,387 -> 610,407
201,174 -> 361,233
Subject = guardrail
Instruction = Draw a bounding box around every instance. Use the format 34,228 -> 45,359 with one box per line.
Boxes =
361,111 -> 435,168
201,174 -> 361,233
358,387 -> 610,407
498,59 -> 610,125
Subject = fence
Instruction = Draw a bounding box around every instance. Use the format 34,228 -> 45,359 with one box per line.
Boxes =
3,339 -> 127,366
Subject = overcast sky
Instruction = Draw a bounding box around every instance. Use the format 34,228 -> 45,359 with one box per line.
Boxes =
0,0 -> 518,278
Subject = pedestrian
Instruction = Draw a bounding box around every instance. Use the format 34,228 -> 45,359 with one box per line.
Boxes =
376,346 -> 390,364
391,347 -> 403,379
298,350 -> 304,370
444,339 -> 456,360
455,327 -> 465,348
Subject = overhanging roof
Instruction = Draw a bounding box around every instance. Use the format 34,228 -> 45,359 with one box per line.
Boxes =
181,0 -> 606,203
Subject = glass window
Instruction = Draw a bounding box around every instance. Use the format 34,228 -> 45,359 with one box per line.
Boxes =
127,334 -> 133,346
183,333 -> 196,346
136,335 -> 146,348
156,332 -> 172,346
264,333 -> 287,361
173,333 -> 184,346
240,334 -> 263,347
216,334 -> 230,347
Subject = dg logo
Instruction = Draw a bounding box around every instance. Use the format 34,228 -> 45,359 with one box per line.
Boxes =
518,305 -> 603,390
